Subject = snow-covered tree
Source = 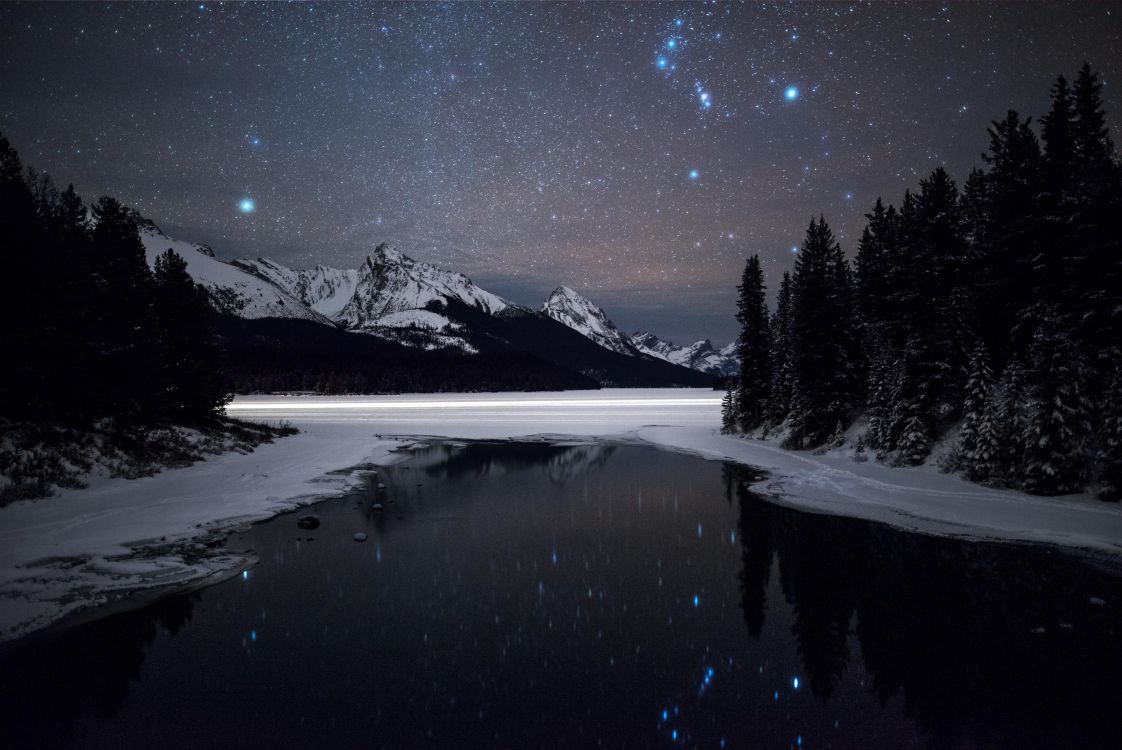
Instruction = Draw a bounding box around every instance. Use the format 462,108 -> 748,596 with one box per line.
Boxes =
957,343 -> 995,481
1098,364 -> 1122,501
1020,310 -> 1093,495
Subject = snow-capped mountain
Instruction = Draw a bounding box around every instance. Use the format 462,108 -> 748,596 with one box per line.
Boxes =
140,228 -> 332,325
335,243 -> 511,330
234,243 -> 516,354
233,258 -> 359,318
142,223 -> 715,386
541,286 -> 637,356
631,332 -> 739,376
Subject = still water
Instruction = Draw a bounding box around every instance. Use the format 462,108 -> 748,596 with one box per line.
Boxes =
2,442 -> 1121,749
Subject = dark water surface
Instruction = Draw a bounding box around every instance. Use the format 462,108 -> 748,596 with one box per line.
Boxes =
2,442 -> 1121,749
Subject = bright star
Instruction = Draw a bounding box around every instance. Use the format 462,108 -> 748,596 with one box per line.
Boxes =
688,169 -> 700,180
239,198 -> 255,213
666,37 -> 677,49
785,85 -> 799,101
656,56 -> 668,70
675,18 -> 683,27
790,245 -> 799,253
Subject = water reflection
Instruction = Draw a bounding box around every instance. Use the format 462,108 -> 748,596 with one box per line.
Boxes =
730,464 -> 1122,748
0,444 -> 1119,749
0,593 -> 199,746
406,440 -> 614,483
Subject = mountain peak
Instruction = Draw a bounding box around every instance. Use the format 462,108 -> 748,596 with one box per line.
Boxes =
631,330 -> 738,376
542,285 -> 634,356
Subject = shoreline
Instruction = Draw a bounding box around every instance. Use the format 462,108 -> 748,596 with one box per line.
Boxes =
3,389 -> 1121,645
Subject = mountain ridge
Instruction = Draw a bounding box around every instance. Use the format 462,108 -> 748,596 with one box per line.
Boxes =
143,224 -> 722,387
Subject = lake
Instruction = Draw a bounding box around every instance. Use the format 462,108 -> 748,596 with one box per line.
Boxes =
2,441 -> 1120,749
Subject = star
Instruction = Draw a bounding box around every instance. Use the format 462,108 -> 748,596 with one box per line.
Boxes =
239,198 -> 256,213
656,56 -> 668,70
785,85 -> 799,101
688,169 -> 700,180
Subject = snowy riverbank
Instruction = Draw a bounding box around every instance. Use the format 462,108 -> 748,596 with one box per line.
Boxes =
2,388 -> 1121,643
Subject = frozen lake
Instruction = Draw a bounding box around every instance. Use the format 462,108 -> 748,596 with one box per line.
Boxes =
3,442 -> 1120,748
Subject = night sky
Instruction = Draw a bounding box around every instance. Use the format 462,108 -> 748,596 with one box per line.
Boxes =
2,2 -> 1119,344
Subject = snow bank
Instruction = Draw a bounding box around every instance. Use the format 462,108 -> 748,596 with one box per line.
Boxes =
3,389 -> 1121,643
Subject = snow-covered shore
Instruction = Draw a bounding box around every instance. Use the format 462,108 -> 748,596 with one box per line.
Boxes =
2,388 -> 1121,643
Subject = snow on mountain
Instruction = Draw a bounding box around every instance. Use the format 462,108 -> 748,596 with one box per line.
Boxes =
140,229 -> 332,325
233,259 -> 359,318
632,331 -> 739,376
333,243 -> 510,332
541,286 -> 636,356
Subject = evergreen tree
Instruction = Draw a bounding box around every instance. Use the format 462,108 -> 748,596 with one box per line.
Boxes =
89,196 -> 157,419
1098,363 -> 1122,502
720,384 -> 736,433
1041,74 -> 1076,197
766,272 -> 794,426
863,329 -> 894,454
1072,63 -> 1112,180
854,198 -> 895,330
1020,309 -> 1092,495
958,343 -> 995,481
734,255 -> 771,431
1069,64 -> 1122,378
990,360 -> 1029,485
0,135 -> 46,417
785,217 -> 856,448
152,249 -> 228,419
974,110 -> 1043,366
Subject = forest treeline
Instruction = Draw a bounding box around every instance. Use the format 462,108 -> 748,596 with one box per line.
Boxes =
0,135 -> 226,425
723,64 -> 1122,499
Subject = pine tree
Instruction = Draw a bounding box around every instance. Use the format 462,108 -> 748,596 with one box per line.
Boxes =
974,110 -> 1043,367
958,343 -> 994,481
720,385 -> 736,433
1072,63 -> 1112,180
89,196 -> 158,419
735,255 -> 771,431
855,198 -> 895,329
765,272 -> 794,426
863,329 -> 893,454
1098,363 -> 1122,501
1069,64 -> 1122,381
897,412 -> 931,467
990,360 -> 1029,485
153,249 -> 228,419
1041,74 -> 1076,197
1020,309 -> 1092,495
0,135 -> 46,417
785,217 -> 856,448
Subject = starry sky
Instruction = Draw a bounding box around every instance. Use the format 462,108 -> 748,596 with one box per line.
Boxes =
1,2 -> 1119,345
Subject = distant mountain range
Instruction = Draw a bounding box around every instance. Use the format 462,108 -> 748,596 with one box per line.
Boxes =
140,226 -> 735,390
